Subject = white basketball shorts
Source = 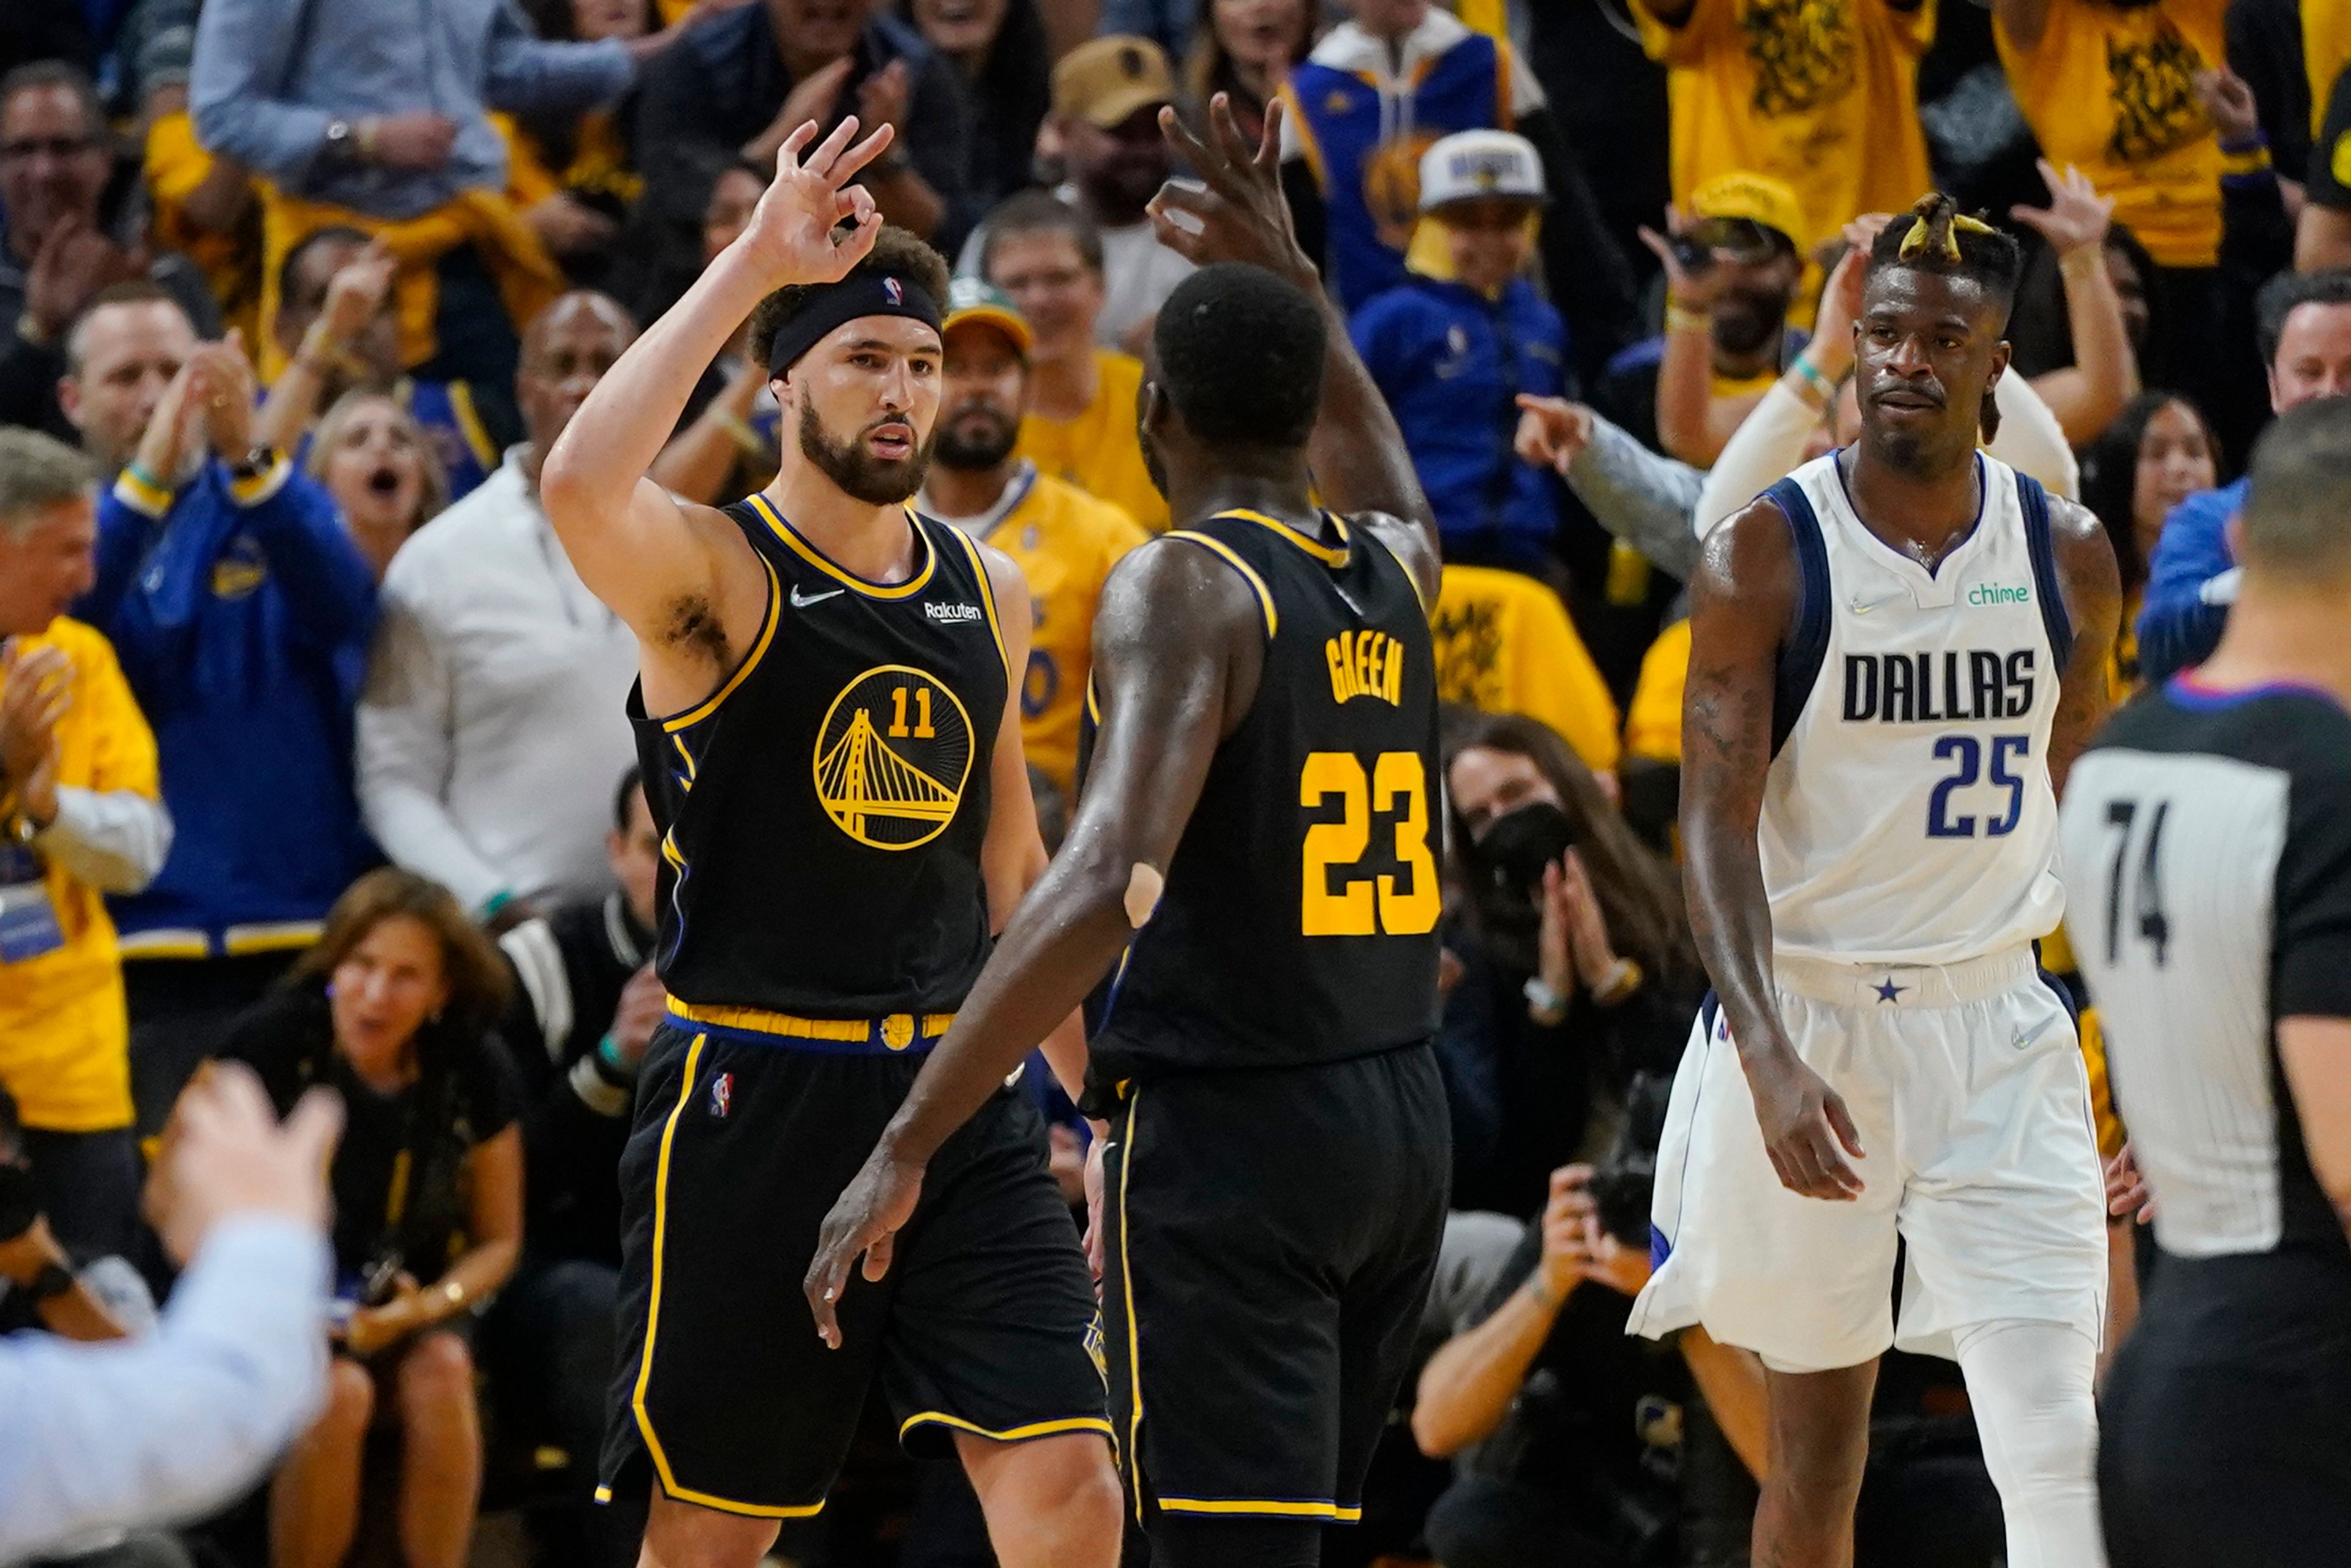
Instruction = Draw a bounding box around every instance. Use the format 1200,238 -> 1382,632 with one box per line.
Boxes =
1625,945 -> 2106,1372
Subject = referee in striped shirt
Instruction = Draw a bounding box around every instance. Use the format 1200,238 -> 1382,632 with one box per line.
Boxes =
2060,396 -> 2351,1568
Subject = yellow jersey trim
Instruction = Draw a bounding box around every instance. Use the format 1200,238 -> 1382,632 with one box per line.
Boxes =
446,381 -> 500,471
1117,1089 -> 1147,1525
1158,1498 -> 1365,1521
943,522 -> 1013,688
656,555 -> 781,734
1218,507 -> 1350,568
1359,522 -> 1430,615
112,469 -> 176,519
593,1485 -> 613,1504
665,1000 -> 954,1049
227,454 -> 295,507
898,1412 -> 1117,1444
224,921 -> 325,956
1163,531 -> 1278,639
746,493 -> 937,599
117,932 -> 212,960
1085,673 -> 1101,726
670,733 -> 698,787
626,1034 -> 830,1520
1278,80 -> 1326,189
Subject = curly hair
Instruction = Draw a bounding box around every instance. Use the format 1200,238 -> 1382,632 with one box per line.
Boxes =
746,225 -> 953,373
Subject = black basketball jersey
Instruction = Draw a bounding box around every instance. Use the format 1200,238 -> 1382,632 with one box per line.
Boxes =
629,495 -> 1008,1030
1092,508 -> 1442,1080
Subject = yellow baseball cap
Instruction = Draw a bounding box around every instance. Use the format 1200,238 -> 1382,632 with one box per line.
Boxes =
1689,171 -> 1807,252
1052,35 -> 1177,130
942,277 -> 1032,357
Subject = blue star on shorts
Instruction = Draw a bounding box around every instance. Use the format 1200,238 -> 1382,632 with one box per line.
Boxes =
1873,977 -> 1907,1003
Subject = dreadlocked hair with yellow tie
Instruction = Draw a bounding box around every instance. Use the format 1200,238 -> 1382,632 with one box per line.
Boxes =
1865,192 -> 2025,444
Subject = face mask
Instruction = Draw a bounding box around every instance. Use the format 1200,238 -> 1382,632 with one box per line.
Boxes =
1472,799 -> 1575,909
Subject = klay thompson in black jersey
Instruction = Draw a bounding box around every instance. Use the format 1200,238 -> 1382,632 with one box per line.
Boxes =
809,97 -> 1452,1568
534,115 -> 1120,1568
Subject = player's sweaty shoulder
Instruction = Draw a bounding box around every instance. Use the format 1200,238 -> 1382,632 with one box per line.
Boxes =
1348,509 -> 1441,606
1691,493 -> 1802,639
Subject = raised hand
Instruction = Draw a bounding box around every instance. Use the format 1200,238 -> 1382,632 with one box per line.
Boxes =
2011,159 -> 2114,259
1637,204 -> 1733,315
1146,92 -> 1317,290
2191,67 -> 2259,147
130,354 -> 206,486
143,1060 -> 342,1268
736,115 -> 893,290
24,214 -> 141,341
1513,395 -> 1594,477
0,642 -> 72,812
855,59 -> 912,149
189,329 -> 260,459
318,240 -> 398,350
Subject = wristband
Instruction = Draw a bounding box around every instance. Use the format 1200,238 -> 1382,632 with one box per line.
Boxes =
478,890 -> 516,923
2057,245 -> 2106,282
593,1032 -> 639,1084
1523,975 -> 1569,1027
1789,353 -> 1838,407
1524,1272 -> 1562,1310
124,460 -> 168,495
1664,302 -> 1712,335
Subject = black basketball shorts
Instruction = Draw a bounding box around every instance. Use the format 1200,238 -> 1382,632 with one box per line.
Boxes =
1099,1041 -> 1450,1527
598,1021 -> 1111,1518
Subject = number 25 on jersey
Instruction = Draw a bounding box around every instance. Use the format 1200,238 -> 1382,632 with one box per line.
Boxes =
1300,751 -> 1441,937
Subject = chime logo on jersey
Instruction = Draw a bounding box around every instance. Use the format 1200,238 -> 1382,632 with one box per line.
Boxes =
812,663 -> 976,850
709,1071 -> 733,1119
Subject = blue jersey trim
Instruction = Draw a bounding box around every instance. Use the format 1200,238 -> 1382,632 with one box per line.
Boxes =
2017,471 -> 2073,672
1763,478 -> 1832,759
2165,674 -> 2349,714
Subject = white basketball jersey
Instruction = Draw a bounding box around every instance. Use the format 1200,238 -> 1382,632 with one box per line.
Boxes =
1758,452 -> 2069,965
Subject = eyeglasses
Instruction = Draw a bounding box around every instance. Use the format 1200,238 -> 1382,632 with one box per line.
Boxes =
0,135 -> 105,164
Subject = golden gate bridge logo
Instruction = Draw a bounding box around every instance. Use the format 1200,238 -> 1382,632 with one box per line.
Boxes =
812,664 -> 975,850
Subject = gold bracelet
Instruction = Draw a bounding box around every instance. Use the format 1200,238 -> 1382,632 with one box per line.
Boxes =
1592,957 -> 1645,1008
1664,303 -> 1712,335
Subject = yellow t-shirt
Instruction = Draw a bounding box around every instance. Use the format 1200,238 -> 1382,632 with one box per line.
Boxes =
2308,0 -> 2351,138
1624,616 -> 1693,763
1996,0 -> 2227,268
1014,350 -> 1169,535
0,619 -> 159,1133
966,467 -> 1149,797
143,111 -> 261,345
1638,0 -> 1934,254
1431,566 -> 1622,775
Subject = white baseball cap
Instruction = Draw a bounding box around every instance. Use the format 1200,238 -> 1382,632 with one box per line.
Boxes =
1417,130 -> 1547,214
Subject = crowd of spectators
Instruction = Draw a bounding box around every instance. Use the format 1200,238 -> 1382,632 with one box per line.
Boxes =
2,0 -> 2349,1563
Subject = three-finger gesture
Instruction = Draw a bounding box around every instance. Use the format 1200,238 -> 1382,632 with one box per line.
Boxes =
1146,93 -> 1316,291
739,116 -> 896,290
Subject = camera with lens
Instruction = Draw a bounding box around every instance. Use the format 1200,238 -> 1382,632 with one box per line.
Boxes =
1587,1070 -> 1674,1246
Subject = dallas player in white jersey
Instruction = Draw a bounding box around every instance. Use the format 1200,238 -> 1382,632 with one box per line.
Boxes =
1626,193 -> 2121,1568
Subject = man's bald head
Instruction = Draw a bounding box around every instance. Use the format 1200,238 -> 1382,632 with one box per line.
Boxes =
518,291 -> 637,458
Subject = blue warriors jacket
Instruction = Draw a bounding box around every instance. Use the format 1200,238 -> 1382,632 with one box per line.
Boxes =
2135,476 -> 2243,686
1351,272 -> 1568,571
83,459 -> 379,957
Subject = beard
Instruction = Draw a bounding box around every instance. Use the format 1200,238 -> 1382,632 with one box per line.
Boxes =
932,404 -> 1020,471
798,400 -> 936,505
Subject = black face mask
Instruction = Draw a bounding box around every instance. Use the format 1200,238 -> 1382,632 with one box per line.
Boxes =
1472,800 -> 1576,910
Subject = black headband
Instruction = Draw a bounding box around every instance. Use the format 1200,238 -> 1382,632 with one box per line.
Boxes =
765,272 -> 943,377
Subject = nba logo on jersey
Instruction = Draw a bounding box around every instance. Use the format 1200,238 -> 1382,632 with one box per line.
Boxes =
883,277 -> 904,306
710,1072 -> 734,1119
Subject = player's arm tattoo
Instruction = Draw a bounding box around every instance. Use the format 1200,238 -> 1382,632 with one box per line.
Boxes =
2044,495 -> 2123,798
1679,501 -> 1800,1064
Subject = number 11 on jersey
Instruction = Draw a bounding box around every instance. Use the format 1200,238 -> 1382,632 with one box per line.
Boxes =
1300,751 -> 1441,937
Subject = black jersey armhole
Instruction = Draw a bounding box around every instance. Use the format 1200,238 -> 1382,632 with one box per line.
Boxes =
2018,472 -> 2075,672
1765,477 -> 1831,759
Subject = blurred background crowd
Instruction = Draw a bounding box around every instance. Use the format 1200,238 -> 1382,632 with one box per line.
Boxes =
2,0 -> 2349,1562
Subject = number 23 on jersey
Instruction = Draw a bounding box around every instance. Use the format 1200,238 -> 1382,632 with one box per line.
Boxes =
1300,751 -> 1441,937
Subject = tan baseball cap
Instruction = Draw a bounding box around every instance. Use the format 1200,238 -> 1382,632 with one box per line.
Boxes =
1053,35 -> 1177,130
942,277 -> 1032,358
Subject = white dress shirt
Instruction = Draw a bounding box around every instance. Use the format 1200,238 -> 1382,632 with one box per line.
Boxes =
356,449 -> 641,914
0,1218 -> 330,1565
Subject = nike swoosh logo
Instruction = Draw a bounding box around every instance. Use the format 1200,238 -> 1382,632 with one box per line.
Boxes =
2012,1016 -> 2058,1051
789,585 -> 846,608
1850,593 -> 1905,615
